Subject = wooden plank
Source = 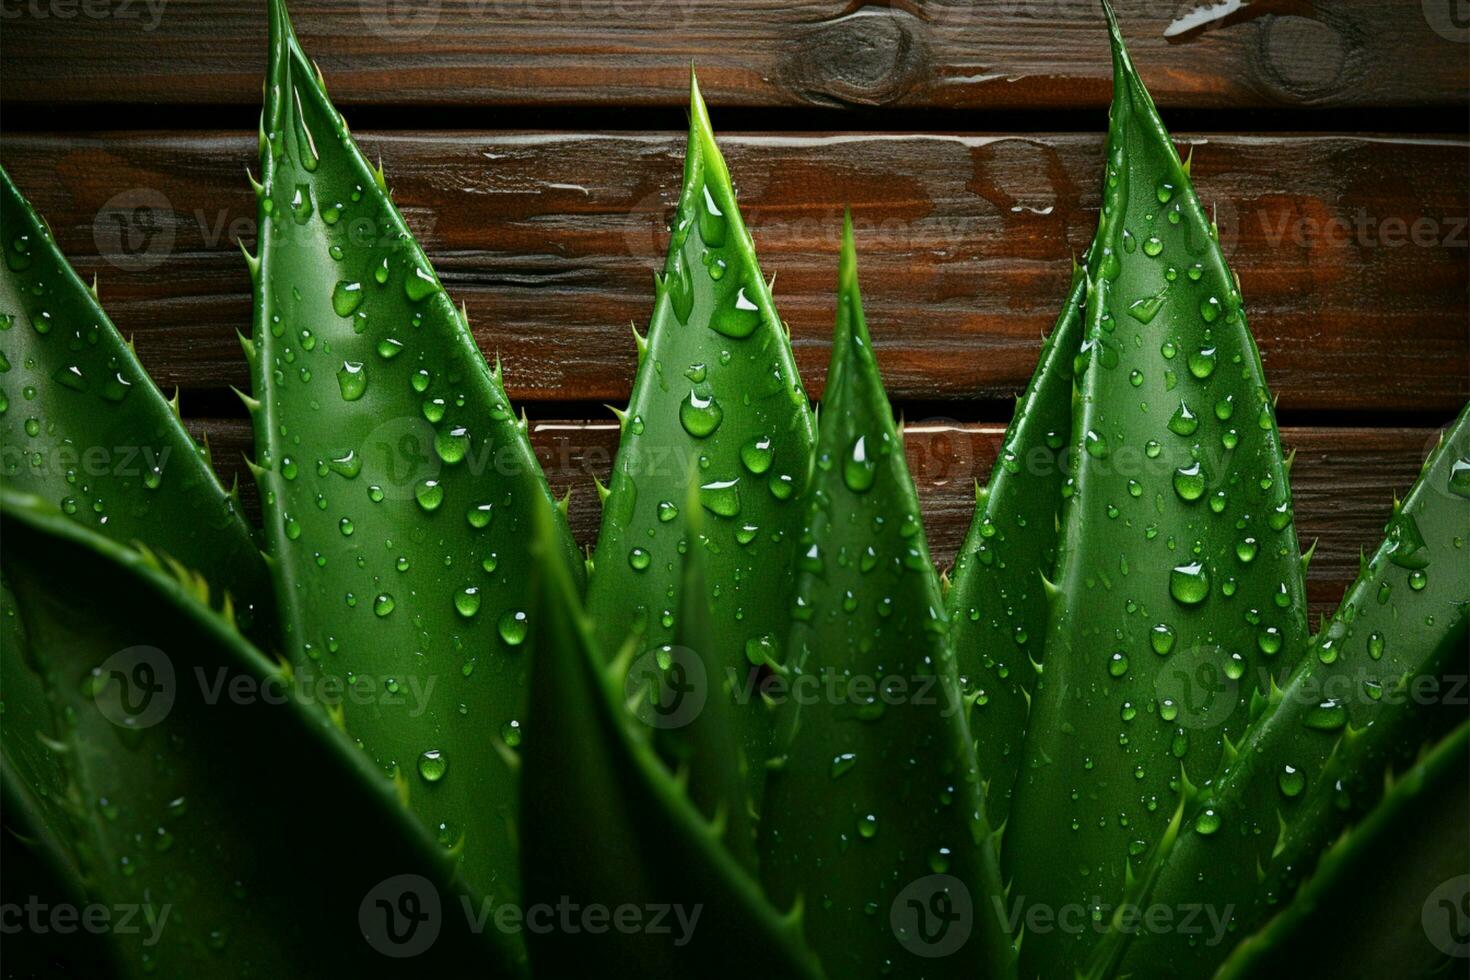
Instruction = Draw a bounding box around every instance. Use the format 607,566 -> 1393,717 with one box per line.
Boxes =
4,131 -> 1466,412
188,417 -> 1441,620
2,0 -> 1465,110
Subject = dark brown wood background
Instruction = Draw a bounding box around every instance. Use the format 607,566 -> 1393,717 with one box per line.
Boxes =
3,0 -> 1467,616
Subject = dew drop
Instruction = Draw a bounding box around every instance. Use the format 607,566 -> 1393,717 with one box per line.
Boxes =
1168,401 -> 1199,436
455,587 -> 481,619
699,478 -> 741,517
1278,765 -> 1304,798
415,479 -> 444,512
844,436 -> 877,493
331,280 -> 363,317
498,609 -> 528,646
1169,563 -> 1210,605
404,265 -> 441,302
1173,462 -> 1206,501
711,286 -> 761,339
336,361 -> 366,401
435,426 -> 469,464
1304,698 -> 1347,731
679,389 -> 723,438
740,435 -> 774,474
417,749 -> 447,783
744,633 -> 777,667
1187,347 -> 1217,379
1449,457 -> 1470,499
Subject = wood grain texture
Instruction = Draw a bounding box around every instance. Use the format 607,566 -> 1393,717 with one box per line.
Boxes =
2,0 -> 1466,110
185,417 -> 1442,620
4,130 -> 1466,411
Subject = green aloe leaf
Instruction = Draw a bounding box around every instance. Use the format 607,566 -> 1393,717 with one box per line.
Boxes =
759,216 -> 1013,979
948,263 -> 1085,824
247,0 -> 581,928
2,570 -> 69,827
1214,721 -> 1469,980
1088,403 -> 1470,979
1,569 -> 107,976
585,75 -> 816,809
1003,8 -> 1310,972
519,498 -> 825,978
646,481 -> 759,871
0,167 -> 272,636
0,490 -> 513,978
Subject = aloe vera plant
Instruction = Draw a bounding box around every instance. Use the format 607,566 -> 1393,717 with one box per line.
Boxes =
0,166 -> 272,635
585,76 -> 816,810
2,3 -> 1466,978
759,215 -> 1012,978
948,264 -> 1085,822
1084,404 -> 1470,979
244,0 -> 581,936
0,490 -> 510,977
1214,720 -> 1469,979
520,498 -> 823,977
1000,8 -> 1311,973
